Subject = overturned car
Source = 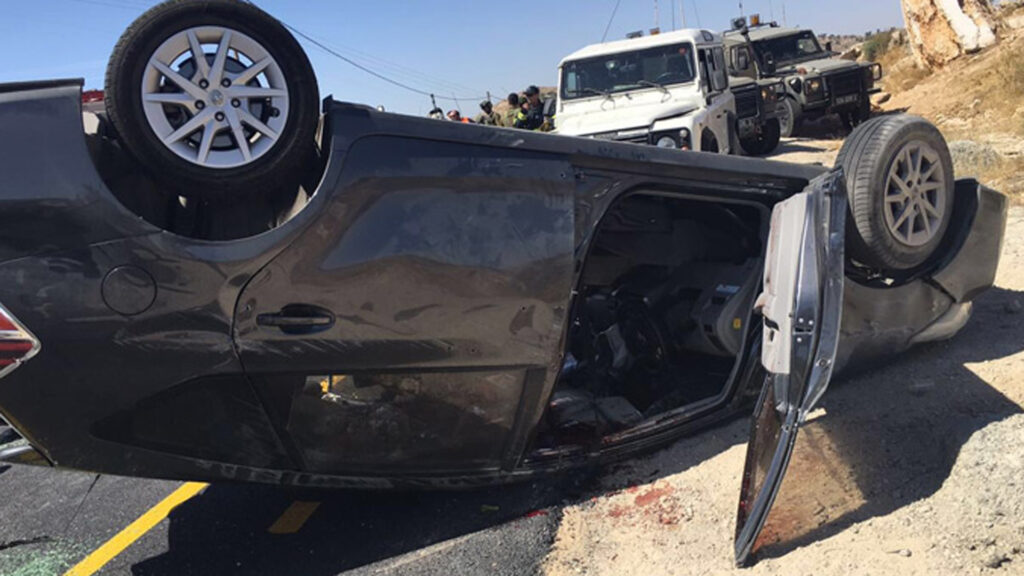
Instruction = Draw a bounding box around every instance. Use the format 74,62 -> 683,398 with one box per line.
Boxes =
0,0 -> 1007,566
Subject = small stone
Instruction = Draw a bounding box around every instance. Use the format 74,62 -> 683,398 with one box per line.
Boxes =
983,552 -> 1009,569
898,549 -> 913,557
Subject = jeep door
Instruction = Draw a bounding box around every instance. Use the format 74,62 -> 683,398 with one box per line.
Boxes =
698,45 -> 735,152
734,170 -> 846,565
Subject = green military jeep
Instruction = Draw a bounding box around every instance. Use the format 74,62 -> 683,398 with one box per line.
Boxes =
724,18 -> 882,137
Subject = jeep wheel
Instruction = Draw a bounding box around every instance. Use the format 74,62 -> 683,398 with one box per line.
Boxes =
700,130 -> 720,154
105,0 -> 320,200
837,115 -> 954,272
776,98 -> 800,138
739,119 -> 781,156
840,99 -> 871,132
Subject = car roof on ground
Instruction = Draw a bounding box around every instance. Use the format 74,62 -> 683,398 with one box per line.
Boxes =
560,29 -> 722,65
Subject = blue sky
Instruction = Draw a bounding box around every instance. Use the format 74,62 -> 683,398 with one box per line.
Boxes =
0,0 -> 904,115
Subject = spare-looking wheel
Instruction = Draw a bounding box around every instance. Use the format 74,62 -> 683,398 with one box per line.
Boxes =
837,115 -> 954,272
105,0 -> 319,200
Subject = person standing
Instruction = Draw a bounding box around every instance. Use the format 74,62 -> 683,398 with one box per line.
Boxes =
474,100 -> 501,126
514,85 -> 546,131
447,110 -> 472,123
502,93 -> 521,128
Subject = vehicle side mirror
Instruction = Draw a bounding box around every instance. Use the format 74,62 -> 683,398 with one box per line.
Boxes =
762,52 -> 777,75
738,50 -> 750,70
826,41 -> 833,53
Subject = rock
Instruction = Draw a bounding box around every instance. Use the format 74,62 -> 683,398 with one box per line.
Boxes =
841,45 -> 863,61
982,551 -> 1009,569
901,0 -> 1000,68
948,140 -> 1004,177
898,549 -> 913,557
873,92 -> 892,106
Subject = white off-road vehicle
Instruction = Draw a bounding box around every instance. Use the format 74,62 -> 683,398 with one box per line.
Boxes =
555,29 -> 737,154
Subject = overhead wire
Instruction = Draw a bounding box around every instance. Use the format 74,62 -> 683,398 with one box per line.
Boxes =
598,0 -> 622,42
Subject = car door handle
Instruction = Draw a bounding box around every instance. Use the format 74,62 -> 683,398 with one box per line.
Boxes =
257,304 -> 335,334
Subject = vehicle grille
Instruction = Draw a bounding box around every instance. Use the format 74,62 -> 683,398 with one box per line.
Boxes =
826,69 -> 863,98
733,87 -> 759,120
591,128 -> 650,145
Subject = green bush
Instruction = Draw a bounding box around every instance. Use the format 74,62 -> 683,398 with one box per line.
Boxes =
862,30 -> 894,62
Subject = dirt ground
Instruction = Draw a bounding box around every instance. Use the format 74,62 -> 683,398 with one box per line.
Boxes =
542,137 -> 1024,576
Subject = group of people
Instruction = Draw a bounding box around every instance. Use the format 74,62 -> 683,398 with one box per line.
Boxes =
428,85 -> 553,131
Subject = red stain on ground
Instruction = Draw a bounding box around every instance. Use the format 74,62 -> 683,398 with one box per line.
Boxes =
634,485 -> 674,507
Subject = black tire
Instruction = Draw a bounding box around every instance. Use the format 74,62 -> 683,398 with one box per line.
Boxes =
739,118 -> 781,156
840,98 -> 872,132
836,115 -> 955,271
105,0 -> 319,200
701,130 -> 720,154
777,97 -> 800,138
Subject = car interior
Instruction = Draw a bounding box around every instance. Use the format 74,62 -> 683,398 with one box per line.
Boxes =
532,193 -> 766,452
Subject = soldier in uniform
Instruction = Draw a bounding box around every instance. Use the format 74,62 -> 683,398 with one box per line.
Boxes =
503,93 -> 521,128
474,100 -> 501,126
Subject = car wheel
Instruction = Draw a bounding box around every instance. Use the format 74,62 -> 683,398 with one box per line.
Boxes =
105,0 -> 320,200
776,98 -> 799,138
739,119 -> 781,156
837,115 -> 954,271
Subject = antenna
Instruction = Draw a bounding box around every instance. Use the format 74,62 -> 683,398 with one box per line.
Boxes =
671,0 -> 677,30
783,1 -> 787,26
739,1 -> 744,17
768,0 -> 774,21
680,0 -> 687,27
654,0 -> 660,30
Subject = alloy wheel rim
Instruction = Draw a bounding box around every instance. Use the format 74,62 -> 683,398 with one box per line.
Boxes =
883,140 -> 947,247
141,25 -> 289,169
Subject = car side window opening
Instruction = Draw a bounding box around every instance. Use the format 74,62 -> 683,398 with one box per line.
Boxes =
712,47 -> 729,91
698,48 -> 712,93
699,47 -> 728,94
732,46 -> 751,72
560,42 -> 697,100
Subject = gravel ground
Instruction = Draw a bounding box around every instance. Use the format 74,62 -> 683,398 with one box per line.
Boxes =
541,196 -> 1024,575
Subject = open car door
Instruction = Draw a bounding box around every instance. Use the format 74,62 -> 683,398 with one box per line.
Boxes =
734,170 -> 847,566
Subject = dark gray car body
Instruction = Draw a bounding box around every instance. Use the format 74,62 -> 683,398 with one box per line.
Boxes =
0,79 -> 1006,491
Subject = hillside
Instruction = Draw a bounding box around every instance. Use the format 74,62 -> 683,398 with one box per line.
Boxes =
872,3 -> 1024,200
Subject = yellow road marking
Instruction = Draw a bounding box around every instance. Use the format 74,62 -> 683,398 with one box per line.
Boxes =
268,501 -> 320,534
63,482 -> 208,576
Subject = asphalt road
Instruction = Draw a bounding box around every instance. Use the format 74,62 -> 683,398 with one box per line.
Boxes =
0,448 -> 603,576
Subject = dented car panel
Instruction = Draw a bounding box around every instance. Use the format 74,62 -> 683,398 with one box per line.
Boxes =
0,79 -> 1007,496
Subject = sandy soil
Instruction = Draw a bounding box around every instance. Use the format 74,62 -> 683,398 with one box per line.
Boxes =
542,137 -> 1024,576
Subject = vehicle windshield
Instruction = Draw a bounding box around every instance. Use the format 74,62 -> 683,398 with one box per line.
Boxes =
752,31 -> 824,66
561,42 -> 697,100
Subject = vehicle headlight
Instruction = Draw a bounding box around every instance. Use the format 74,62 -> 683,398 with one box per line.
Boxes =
805,77 -> 824,99
655,135 -> 678,149
760,87 -> 777,103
